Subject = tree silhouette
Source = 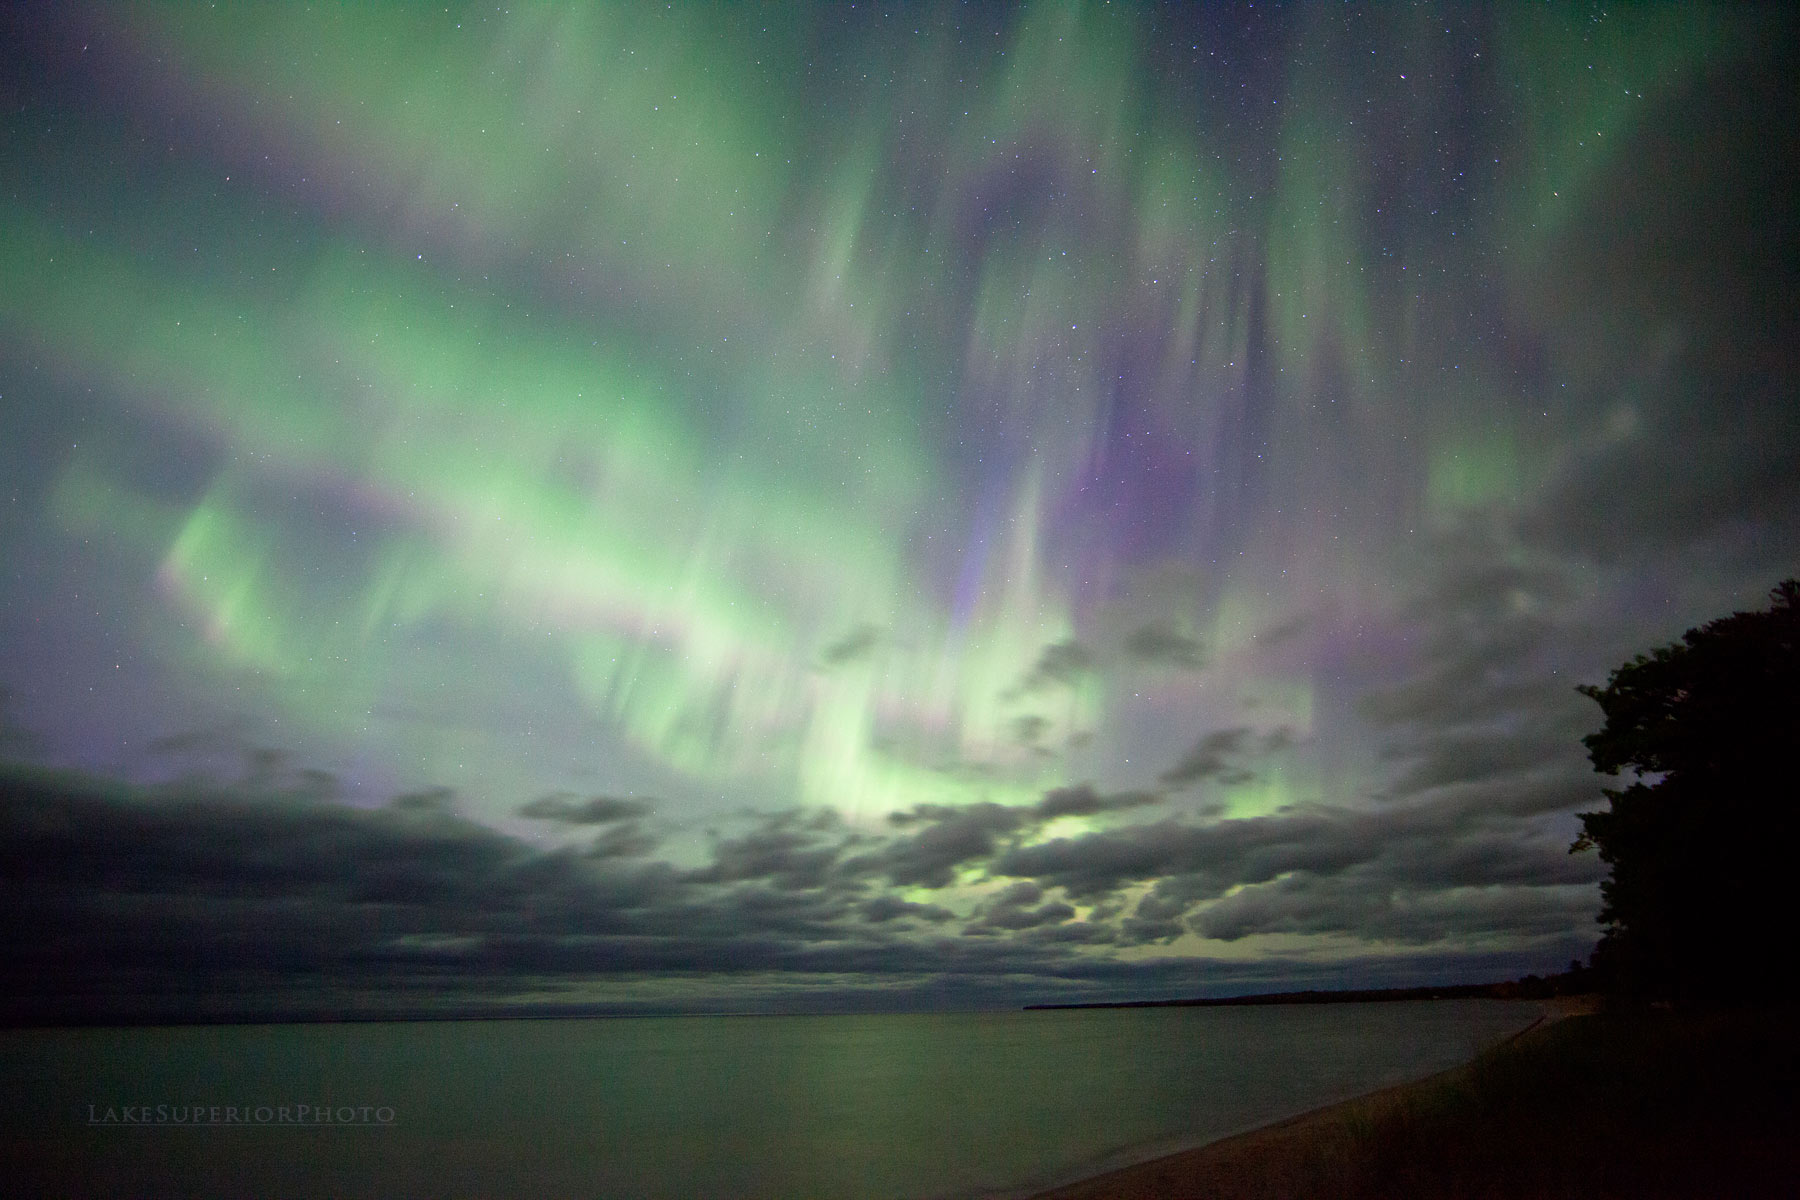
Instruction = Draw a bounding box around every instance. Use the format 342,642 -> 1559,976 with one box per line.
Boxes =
1573,580 -> 1800,1002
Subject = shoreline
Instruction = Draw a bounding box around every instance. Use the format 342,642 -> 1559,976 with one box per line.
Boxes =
1013,996 -> 1597,1200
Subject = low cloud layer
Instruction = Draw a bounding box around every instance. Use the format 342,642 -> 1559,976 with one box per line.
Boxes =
0,734 -> 1601,1021
518,794 -> 654,824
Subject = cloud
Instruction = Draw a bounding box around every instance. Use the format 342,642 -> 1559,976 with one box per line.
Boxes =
1122,623 -> 1207,669
688,809 -> 850,891
1523,399 -> 1800,565
1009,639 -> 1096,696
519,793 -> 653,824
1118,877 -> 1208,944
991,791 -> 1602,907
390,786 -> 457,814
134,719 -> 259,766
860,802 -> 1028,888
1035,783 -> 1164,820
1160,728 -> 1253,787
1254,615 -> 1308,647
1159,726 -> 1290,788
0,756 -> 1605,1022
818,623 -> 884,668
0,770 -> 911,1017
1010,714 -> 1050,748
991,819 -> 1207,900
860,895 -> 955,925
966,881 -> 1075,933
587,821 -> 659,859
859,787 -> 1168,890
1356,553 -> 1585,732
1512,54 -> 1800,568
1191,874 -> 1599,946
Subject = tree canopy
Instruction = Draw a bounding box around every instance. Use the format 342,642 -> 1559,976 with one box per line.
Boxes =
1573,580 -> 1800,1002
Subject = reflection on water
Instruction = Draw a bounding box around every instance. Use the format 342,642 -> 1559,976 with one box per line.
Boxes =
1,1000 -> 1536,1199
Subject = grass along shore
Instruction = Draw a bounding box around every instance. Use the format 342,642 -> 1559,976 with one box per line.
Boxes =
1023,1000 -> 1799,1199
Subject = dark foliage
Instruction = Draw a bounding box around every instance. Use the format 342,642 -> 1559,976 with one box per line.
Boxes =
1572,580 -> 1800,1001
1334,1009 -> 1800,1199
1034,1009 -> 1800,1199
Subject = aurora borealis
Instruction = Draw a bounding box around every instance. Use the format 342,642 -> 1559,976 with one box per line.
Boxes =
2,2 -> 1797,1016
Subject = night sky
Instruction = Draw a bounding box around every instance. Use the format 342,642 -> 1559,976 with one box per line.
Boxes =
2,2 -> 1796,1017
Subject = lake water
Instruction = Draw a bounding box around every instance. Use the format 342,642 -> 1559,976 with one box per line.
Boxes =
1,999 -> 1537,1199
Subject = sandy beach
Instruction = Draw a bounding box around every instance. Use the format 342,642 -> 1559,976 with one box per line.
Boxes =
1022,997 -> 1605,1200
1017,1049 -> 1511,1200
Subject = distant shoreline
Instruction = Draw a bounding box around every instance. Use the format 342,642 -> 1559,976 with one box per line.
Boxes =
1024,979 -> 1585,1010
3,979 -> 1587,1029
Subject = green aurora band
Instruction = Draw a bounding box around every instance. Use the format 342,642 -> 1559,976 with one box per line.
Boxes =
0,0 -> 1778,918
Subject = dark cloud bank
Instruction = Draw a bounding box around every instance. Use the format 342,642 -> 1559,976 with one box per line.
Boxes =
1,730 -> 1601,1022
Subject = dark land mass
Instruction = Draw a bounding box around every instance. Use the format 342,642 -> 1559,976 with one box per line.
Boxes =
4,973 -> 1589,1028
1026,1003 -> 1800,1199
1024,970 -> 1591,1011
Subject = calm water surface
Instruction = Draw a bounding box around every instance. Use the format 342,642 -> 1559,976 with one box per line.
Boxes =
1,999 -> 1538,1199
